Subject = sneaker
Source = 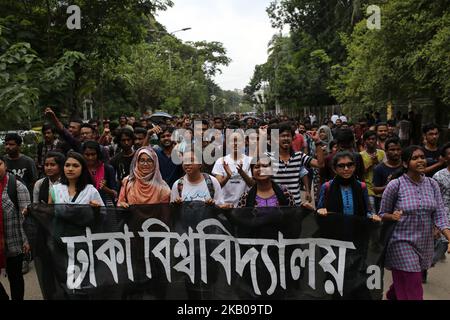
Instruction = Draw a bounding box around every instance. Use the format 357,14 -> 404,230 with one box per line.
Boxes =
22,260 -> 29,275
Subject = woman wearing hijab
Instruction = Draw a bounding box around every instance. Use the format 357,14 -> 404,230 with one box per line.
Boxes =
118,147 -> 171,207
318,125 -> 334,154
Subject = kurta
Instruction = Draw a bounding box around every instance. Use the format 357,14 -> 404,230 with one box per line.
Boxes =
379,174 -> 449,272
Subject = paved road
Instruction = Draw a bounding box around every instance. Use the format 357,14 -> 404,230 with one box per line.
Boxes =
2,256 -> 449,300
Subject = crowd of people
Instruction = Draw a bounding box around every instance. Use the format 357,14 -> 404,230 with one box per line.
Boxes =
0,107 -> 449,300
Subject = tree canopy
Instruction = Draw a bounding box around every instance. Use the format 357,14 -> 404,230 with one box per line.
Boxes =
246,0 -> 449,123
0,0 -> 232,129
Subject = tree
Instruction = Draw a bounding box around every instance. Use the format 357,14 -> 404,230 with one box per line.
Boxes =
331,0 -> 450,119
0,24 -> 86,129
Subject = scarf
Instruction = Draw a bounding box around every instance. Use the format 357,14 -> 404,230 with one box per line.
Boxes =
0,175 -> 7,271
325,175 -> 366,217
318,125 -> 334,152
123,147 -> 171,205
91,162 -> 105,190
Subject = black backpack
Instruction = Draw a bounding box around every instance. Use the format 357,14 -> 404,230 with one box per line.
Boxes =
6,173 -> 37,245
6,173 -> 21,212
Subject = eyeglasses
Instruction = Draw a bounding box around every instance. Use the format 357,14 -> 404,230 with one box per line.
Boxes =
336,162 -> 355,169
138,159 -> 154,165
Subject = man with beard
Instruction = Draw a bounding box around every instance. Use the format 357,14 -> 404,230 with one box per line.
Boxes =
268,123 -> 324,207
133,127 -> 148,150
360,131 -> 386,212
78,123 -> 110,162
376,123 -> 389,150
154,127 -> 184,188
44,107 -> 82,153
213,117 -> 225,131
422,123 -> 446,177
387,120 -> 398,139
119,115 -> 133,131
373,137 -> 402,210
109,128 -> 135,189
4,133 -> 38,195
4,133 -> 37,275
36,124 -> 62,177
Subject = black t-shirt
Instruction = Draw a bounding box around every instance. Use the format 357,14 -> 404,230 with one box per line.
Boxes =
110,152 -> 134,185
423,147 -> 443,177
6,154 -> 38,194
373,162 -> 401,190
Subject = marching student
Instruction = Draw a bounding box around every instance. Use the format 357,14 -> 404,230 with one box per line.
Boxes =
0,156 -> 30,300
118,147 -> 171,207
170,150 -> 224,206
380,146 -> 450,300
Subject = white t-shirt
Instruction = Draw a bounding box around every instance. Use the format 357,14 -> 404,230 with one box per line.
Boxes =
51,184 -> 105,206
170,175 -> 224,205
340,115 -> 348,123
212,155 -> 252,207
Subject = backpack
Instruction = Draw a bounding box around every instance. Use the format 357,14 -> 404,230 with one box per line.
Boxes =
6,173 -> 21,212
177,173 -> 215,200
5,173 -> 36,246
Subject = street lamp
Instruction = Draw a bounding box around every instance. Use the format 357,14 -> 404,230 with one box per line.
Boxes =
148,27 -> 192,36
211,95 -> 217,115
170,27 -> 192,35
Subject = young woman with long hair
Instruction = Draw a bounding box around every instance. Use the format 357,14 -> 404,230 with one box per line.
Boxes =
49,152 -> 104,206
380,145 -> 450,300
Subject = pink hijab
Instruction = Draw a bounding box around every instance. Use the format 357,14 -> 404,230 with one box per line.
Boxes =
118,147 -> 171,204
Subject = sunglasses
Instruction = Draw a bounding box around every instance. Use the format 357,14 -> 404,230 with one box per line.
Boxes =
336,162 -> 355,169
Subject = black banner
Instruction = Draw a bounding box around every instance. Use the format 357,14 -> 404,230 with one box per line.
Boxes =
28,203 -> 391,300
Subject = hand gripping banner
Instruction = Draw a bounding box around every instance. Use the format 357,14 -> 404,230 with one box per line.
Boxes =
28,203 -> 392,300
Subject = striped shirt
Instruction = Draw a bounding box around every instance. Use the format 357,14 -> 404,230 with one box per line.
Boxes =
267,151 -> 312,205
379,174 -> 449,272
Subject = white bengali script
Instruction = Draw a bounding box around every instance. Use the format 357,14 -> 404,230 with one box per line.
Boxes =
61,218 -> 357,296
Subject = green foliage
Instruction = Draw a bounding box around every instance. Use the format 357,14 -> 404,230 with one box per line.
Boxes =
247,0 -> 449,120
0,0 -> 232,126
332,0 -> 450,115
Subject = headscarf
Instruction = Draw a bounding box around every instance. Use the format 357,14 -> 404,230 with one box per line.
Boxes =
120,147 -> 171,205
319,125 -> 334,152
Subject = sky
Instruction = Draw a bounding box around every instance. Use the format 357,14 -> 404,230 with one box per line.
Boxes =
157,0 -> 279,91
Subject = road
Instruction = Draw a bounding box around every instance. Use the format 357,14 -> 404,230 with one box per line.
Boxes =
2,257 -> 449,300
